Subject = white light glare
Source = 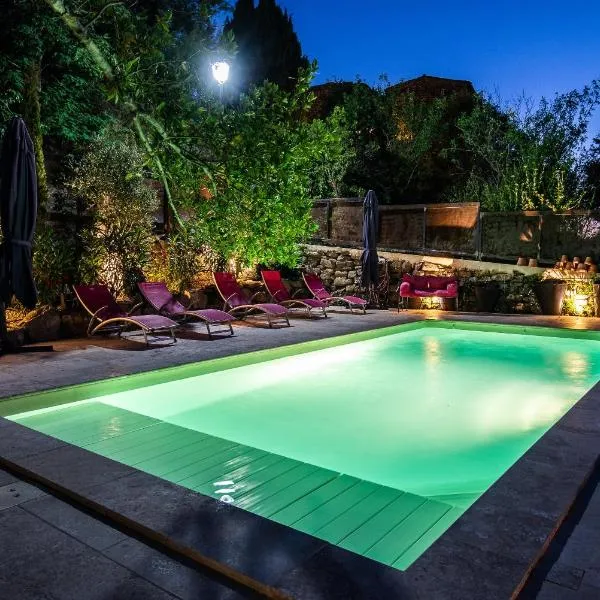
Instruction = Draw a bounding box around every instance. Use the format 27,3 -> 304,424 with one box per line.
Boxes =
212,61 -> 230,85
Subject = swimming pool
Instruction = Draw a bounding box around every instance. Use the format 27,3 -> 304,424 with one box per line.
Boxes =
4,321 -> 600,570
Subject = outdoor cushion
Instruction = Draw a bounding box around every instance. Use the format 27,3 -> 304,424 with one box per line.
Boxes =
400,274 -> 458,298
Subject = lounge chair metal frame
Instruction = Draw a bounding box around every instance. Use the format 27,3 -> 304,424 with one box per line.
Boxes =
73,285 -> 177,347
137,282 -> 234,339
302,273 -> 367,314
212,273 -> 290,328
261,271 -> 327,318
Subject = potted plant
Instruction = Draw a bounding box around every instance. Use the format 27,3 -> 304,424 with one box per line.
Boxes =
529,274 -> 566,316
474,280 -> 502,312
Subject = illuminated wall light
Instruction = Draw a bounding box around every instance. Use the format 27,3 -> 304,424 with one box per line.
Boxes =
574,294 -> 588,315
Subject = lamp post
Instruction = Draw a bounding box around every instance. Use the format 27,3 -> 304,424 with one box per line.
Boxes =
211,61 -> 230,101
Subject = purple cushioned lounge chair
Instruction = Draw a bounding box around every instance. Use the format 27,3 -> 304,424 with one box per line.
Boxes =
303,272 -> 368,314
138,282 -> 235,338
213,272 -> 290,328
73,284 -> 177,346
261,270 -> 327,317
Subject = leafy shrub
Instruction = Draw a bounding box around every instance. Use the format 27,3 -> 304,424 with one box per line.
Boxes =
146,224 -> 223,293
32,221 -> 77,306
70,128 -> 158,297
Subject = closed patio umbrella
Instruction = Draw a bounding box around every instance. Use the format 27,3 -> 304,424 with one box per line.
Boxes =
360,189 -> 379,295
0,117 -> 44,354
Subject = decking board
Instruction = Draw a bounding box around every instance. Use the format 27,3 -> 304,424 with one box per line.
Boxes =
11,402 -> 464,571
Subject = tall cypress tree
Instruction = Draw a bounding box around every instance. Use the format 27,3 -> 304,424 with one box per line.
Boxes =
225,0 -> 308,92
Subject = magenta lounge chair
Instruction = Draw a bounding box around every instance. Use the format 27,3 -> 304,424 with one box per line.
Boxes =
261,270 -> 327,317
302,272 -> 368,314
213,272 -> 290,328
73,284 -> 177,346
138,282 -> 235,338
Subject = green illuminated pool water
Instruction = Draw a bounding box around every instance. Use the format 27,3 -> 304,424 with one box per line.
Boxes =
5,322 -> 600,570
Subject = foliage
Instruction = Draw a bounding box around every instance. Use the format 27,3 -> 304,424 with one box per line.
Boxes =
225,0 -> 309,93
32,221 -> 78,305
584,136 -> 600,206
191,67 -> 320,267
340,82 -> 472,203
69,129 -> 158,297
449,85 -> 600,211
146,224 -> 223,293
305,107 -> 355,199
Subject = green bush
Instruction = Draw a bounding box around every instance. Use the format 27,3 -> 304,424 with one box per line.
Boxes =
70,128 -> 158,297
32,221 -> 77,306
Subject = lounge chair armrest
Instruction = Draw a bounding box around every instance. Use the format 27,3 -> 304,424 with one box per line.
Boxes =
224,293 -> 238,306
127,302 -> 144,316
273,289 -> 289,302
90,305 -> 109,321
248,290 -> 265,304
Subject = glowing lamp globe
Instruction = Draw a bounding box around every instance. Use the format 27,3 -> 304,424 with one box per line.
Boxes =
212,62 -> 230,85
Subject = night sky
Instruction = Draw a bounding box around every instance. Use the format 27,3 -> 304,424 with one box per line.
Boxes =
276,0 -> 600,137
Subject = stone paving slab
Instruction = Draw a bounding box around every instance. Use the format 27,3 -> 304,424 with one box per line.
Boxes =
21,493 -> 128,551
0,470 -> 262,599
0,467 -> 17,487
536,581 -> 600,599
103,537 -> 252,600
0,479 -> 46,510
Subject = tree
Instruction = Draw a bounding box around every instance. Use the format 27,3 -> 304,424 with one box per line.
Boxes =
40,0 -> 230,228
225,0 -> 308,92
339,81 -> 466,203
0,0 -> 110,208
70,127 -> 158,296
190,67 -> 323,267
449,84 -> 600,211
584,136 -> 600,206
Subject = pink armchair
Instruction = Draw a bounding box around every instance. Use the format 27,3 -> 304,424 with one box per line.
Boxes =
398,274 -> 458,311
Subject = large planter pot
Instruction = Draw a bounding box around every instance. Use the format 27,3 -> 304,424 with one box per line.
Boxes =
534,281 -> 566,315
475,282 -> 501,312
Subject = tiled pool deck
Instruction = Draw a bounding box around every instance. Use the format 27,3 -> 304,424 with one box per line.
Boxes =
1,309 -> 599,599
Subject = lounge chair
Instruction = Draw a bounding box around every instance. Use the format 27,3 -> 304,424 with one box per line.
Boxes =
261,270 -> 327,317
213,272 -> 290,328
73,284 -> 177,345
138,282 -> 235,338
302,272 -> 368,314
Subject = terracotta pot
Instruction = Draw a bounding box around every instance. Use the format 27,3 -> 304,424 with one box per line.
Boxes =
516,257 -> 528,266
528,258 -> 538,267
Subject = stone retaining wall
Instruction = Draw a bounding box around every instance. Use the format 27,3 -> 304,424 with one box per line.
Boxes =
300,244 -> 545,313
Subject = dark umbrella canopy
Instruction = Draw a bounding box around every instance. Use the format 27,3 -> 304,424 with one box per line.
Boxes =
0,117 -> 38,309
360,189 -> 379,288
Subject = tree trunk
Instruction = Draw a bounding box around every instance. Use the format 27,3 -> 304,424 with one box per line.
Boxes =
22,60 -> 49,211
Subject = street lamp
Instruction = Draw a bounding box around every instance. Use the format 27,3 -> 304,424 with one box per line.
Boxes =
211,61 -> 230,100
